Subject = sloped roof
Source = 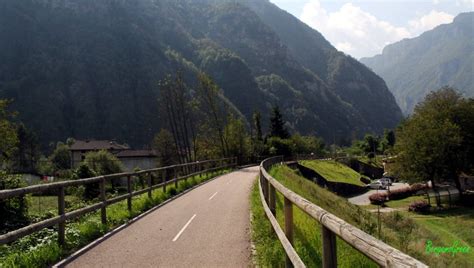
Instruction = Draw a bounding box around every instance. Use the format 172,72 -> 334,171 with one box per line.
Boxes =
115,150 -> 158,158
70,140 -> 129,151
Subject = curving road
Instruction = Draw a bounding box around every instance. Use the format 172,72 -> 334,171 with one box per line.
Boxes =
348,182 -> 409,206
61,167 -> 258,268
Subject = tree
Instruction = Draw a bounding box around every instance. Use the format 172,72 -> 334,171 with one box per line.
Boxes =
159,72 -> 195,164
74,164 -> 98,200
224,115 -> 250,164
394,87 -> 474,191
267,137 -> 293,157
12,124 -> 41,173
385,130 -> 396,147
269,105 -> 289,139
363,134 -> 379,154
196,72 -> 229,157
252,111 -> 263,141
50,142 -> 72,171
250,111 -> 265,159
153,129 -> 179,166
291,134 -> 325,156
378,129 -> 395,153
0,171 -> 28,233
84,150 -> 123,175
0,100 -> 18,166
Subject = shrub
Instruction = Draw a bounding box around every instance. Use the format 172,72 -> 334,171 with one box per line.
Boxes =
84,150 -> 123,175
387,187 -> 412,200
167,187 -> 177,196
410,183 -> 428,193
369,192 -> 387,205
74,164 -> 99,200
360,177 -> 371,184
387,183 -> 429,200
383,212 -> 416,251
267,137 -> 294,157
0,171 -> 29,233
408,200 -> 430,213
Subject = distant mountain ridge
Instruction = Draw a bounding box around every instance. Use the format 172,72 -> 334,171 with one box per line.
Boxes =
0,0 -> 402,147
361,12 -> 474,114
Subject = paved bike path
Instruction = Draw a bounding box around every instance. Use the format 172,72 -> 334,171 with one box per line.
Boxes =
64,167 -> 258,268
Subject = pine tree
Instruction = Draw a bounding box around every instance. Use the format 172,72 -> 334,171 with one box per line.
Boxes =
269,106 -> 289,139
252,111 -> 263,141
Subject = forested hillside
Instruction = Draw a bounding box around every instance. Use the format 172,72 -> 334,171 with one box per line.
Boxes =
361,12 -> 473,114
0,0 -> 403,148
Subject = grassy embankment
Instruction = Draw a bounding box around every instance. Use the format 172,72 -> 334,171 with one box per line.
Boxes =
251,165 -> 377,267
0,169 -> 231,268
357,156 -> 383,168
250,165 -> 473,267
300,160 -> 366,186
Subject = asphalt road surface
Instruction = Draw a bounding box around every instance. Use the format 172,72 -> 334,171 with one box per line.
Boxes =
348,182 -> 409,205
64,166 -> 258,268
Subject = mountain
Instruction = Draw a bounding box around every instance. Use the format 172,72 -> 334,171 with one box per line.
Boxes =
361,12 -> 474,114
0,0 -> 402,148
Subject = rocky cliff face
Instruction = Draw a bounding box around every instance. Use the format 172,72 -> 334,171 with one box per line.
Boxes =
361,12 -> 473,114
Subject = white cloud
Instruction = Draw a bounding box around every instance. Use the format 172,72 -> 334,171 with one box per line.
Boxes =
458,0 -> 474,9
335,42 -> 353,52
300,0 -> 455,59
409,10 -> 454,36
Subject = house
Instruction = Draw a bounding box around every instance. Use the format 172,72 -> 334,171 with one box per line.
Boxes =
115,150 -> 158,172
69,139 -> 158,171
70,140 -> 130,167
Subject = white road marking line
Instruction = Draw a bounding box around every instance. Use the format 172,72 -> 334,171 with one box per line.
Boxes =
172,214 -> 196,242
208,191 -> 218,200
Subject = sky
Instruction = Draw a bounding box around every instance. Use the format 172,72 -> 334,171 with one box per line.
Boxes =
270,0 -> 473,59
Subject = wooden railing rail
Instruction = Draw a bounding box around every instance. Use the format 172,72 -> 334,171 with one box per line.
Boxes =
259,156 -> 427,268
0,157 -> 237,245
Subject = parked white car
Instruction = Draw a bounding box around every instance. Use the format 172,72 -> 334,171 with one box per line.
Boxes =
368,180 -> 386,190
379,177 -> 393,186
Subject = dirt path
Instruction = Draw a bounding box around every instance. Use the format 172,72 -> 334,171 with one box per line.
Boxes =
61,167 -> 259,268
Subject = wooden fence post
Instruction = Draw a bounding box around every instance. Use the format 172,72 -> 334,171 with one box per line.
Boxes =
322,226 -> 337,268
127,175 -> 132,213
264,180 -> 270,204
284,197 -> 294,268
100,177 -> 107,225
175,167 -> 179,189
147,172 -> 152,199
184,165 -> 188,183
269,184 -> 276,216
58,186 -> 65,246
162,169 -> 167,193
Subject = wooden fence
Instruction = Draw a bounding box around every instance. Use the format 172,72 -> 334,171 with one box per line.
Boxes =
0,157 -> 237,246
259,156 -> 427,268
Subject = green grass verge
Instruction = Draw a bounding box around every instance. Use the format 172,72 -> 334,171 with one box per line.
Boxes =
0,169 -> 231,268
262,165 -> 473,267
357,156 -> 383,168
300,160 -> 365,186
385,196 -> 426,209
406,207 -> 474,265
360,195 -> 427,210
250,180 -> 285,267
27,195 -> 82,217
250,166 -> 377,267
